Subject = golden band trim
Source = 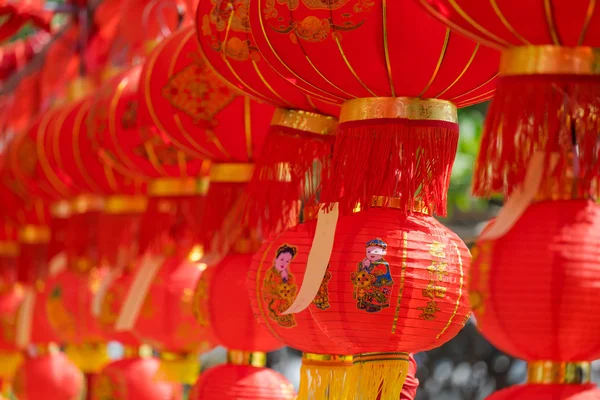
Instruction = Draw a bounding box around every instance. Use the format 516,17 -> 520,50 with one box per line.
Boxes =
148,178 -> 210,197
50,200 -> 72,218
227,350 -> 267,368
353,352 -> 410,364
353,197 -> 432,215
71,195 -> 106,214
528,361 -> 591,384
340,97 -> 458,124
0,241 -> 19,257
302,353 -> 353,367
500,46 -> 600,76
210,163 -> 254,183
270,108 -> 338,136
18,225 -> 51,244
160,351 -> 196,362
104,195 -> 148,214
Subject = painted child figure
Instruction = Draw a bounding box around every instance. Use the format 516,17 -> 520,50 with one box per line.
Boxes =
352,238 -> 394,313
262,244 -> 298,328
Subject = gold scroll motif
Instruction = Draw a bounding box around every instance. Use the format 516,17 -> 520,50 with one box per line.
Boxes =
417,241 -> 449,320
265,0 -> 371,43
161,59 -> 237,124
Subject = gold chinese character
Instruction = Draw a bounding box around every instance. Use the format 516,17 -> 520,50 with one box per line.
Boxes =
428,241 -> 446,258
417,301 -> 440,321
422,280 -> 447,299
427,260 -> 449,280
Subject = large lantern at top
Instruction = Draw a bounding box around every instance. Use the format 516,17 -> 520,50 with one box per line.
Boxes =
419,0 -> 600,198
196,0 -> 339,233
248,0 -> 499,215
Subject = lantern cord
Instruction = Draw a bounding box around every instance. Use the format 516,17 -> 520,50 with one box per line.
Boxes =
473,75 -> 600,199
321,119 -> 459,216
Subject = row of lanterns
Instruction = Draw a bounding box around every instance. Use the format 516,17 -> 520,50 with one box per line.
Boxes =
0,0 -> 598,399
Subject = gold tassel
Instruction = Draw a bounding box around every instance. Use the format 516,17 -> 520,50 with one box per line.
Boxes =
156,352 -> 200,385
65,343 -> 110,374
298,353 -> 355,400
0,351 -> 23,381
353,353 -> 410,400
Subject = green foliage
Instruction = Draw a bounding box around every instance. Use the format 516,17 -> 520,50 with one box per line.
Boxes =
446,103 -> 488,217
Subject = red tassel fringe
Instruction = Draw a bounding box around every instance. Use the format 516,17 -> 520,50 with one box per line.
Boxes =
201,182 -> 246,253
17,243 -> 49,284
139,196 -> 206,255
48,216 -> 69,260
474,75 -> 600,198
321,118 -> 459,216
98,213 -> 143,269
244,125 -> 334,235
65,212 -> 101,271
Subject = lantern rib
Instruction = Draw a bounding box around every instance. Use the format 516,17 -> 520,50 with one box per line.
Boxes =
436,242 -> 464,339
332,35 -> 378,97
72,101 -> 104,193
244,96 -> 253,160
449,73 -> 498,103
435,43 -> 480,99
489,0 -> 531,45
382,0 -> 396,97
143,140 -> 169,177
172,115 -> 223,160
418,28 -> 451,98
255,0 -> 347,102
416,0 -> 503,50
447,0 -> 512,47
543,0 -> 562,45
54,105 -> 82,191
303,52 -> 357,99
578,0 -> 597,45
177,151 -> 188,178
250,59 -> 295,107
36,112 -> 72,198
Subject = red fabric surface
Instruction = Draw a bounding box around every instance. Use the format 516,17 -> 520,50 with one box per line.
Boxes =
137,26 -> 271,162
0,287 -> 22,352
12,353 -> 84,400
419,0 -> 600,48
196,0 -> 339,115
92,357 -> 183,400
472,200 -> 600,361
43,269 -> 108,345
310,208 -> 471,354
204,254 -> 283,352
486,384 -> 600,400
249,0 -> 498,107
190,364 -> 296,400
134,255 -> 216,354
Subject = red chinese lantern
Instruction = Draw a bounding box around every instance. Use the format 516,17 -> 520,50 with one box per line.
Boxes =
190,363 -> 296,400
12,349 -> 84,400
419,0 -> 600,198
249,0 -> 498,214
89,65 -> 208,256
0,286 -> 24,383
485,383 -> 600,400
196,0 -> 339,233
125,254 -> 216,384
137,25 -> 272,249
43,267 -> 110,375
470,200 -> 600,361
294,207 -> 470,399
249,220 -> 421,399
92,353 -> 183,400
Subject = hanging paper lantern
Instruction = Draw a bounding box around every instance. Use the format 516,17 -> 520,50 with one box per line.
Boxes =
12,349 -> 84,400
419,0 -> 600,198
297,207 -> 470,399
0,286 -> 24,382
190,363 -> 296,400
44,267 -> 110,374
92,353 -> 183,400
470,200 -> 600,361
205,253 -> 283,353
196,1 -> 339,233
249,220 -> 421,399
485,383 -> 600,400
248,0 -> 498,214
126,254 -> 216,385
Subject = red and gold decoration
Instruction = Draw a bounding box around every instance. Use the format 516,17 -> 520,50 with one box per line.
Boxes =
249,0 -> 498,214
92,349 -> 183,400
420,0 -> 600,199
196,0 -> 339,233
12,347 -> 84,400
0,285 -> 24,392
194,252 -> 293,400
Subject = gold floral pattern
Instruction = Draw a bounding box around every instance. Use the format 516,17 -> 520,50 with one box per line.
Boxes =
161,59 -> 236,124
313,264 -> 331,310
207,0 -> 250,33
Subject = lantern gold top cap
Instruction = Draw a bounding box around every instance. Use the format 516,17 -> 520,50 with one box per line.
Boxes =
227,350 -> 267,368
528,361 -> 591,385
270,108 -> 338,136
501,46 -> 600,76
340,97 -> 457,124
148,177 -> 209,197
210,163 -> 254,183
